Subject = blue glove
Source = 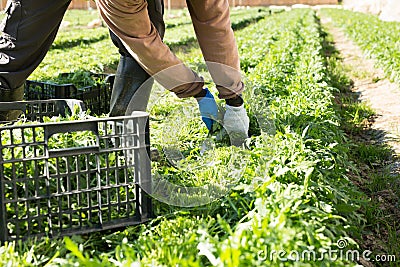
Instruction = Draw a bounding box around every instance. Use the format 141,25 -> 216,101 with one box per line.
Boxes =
196,88 -> 218,131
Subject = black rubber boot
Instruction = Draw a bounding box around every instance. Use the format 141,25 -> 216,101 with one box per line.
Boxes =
0,84 -> 24,121
109,55 -> 153,116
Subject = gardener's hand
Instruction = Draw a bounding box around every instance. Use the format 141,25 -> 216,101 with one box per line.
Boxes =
223,104 -> 249,146
196,88 -> 218,131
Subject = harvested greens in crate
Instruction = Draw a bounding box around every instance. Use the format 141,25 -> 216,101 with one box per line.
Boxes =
25,72 -> 115,115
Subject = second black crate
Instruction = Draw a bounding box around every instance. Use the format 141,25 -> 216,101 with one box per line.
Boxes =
25,72 -> 115,116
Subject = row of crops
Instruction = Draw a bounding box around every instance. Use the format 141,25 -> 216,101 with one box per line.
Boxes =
0,6 -> 393,267
142,8 -> 363,266
320,8 -> 400,86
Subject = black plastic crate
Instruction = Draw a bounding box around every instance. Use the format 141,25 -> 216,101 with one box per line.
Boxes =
0,100 -> 152,241
25,73 -> 115,116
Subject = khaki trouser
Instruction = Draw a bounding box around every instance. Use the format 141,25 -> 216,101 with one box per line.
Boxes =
95,0 -> 244,99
